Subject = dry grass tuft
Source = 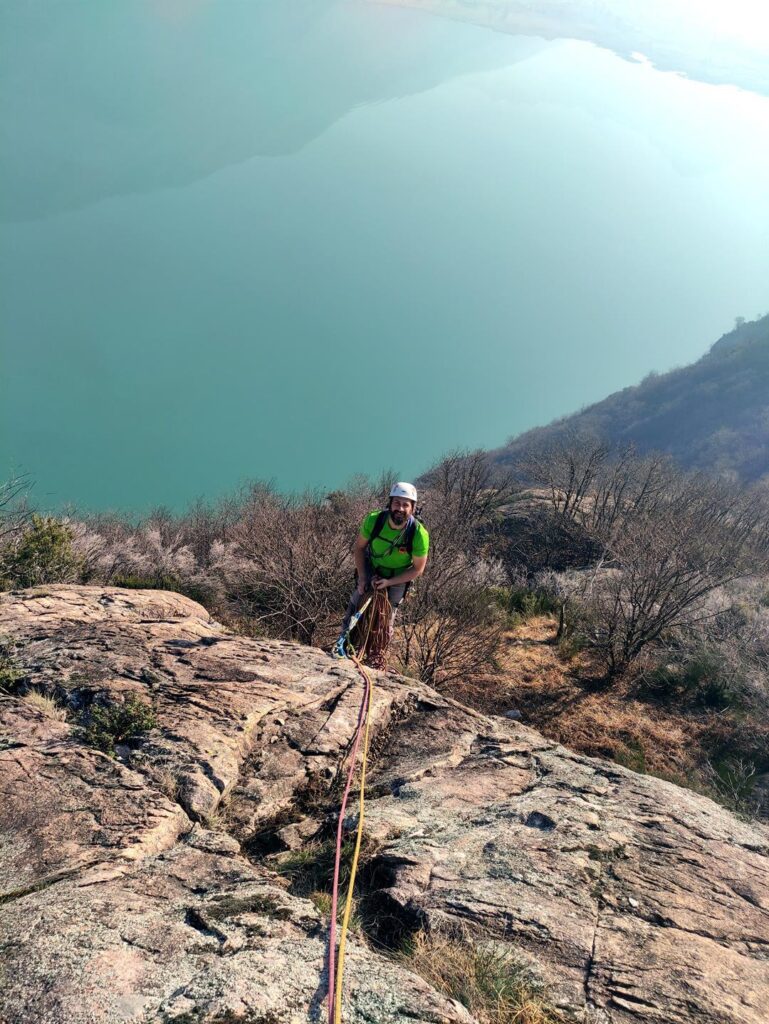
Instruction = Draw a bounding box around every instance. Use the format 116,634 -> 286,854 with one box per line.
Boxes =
153,766 -> 182,802
401,931 -> 566,1024
23,691 -> 68,722
200,796 -> 239,833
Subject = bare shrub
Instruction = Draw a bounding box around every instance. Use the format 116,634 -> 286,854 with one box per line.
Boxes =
71,509 -> 214,605
70,477 -> 382,640
0,474 -> 33,547
395,451 -> 514,684
525,437 -> 769,675
210,484 -> 369,645
397,557 -> 507,684
175,495 -> 243,567
521,432 -> 675,535
702,756 -> 761,817
640,586 -> 769,711
420,449 -> 515,528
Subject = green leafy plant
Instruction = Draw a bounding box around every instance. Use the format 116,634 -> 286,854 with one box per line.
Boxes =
273,838 -> 341,897
112,573 -> 182,591
490,586 -> 561,622
644,650 -> 745,709
1,515 -> 82,589
272,833 -> 378,933
614,738 -> 646,773
78,696 -> 157,756
0,637 -> 21,693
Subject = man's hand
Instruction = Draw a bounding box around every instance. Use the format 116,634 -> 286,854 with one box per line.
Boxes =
372,576 -> 390,591
356,581 -> 368,597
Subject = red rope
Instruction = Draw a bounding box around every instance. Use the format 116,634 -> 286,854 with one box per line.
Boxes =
327,661 -> 370,1023
326,588 -> 390,1022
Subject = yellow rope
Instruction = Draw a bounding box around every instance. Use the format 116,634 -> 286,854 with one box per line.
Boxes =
331,589 -> 390,1023
333,650 -> 373,1024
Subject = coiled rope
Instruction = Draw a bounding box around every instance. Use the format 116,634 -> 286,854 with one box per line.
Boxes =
327,587 -> 391,1023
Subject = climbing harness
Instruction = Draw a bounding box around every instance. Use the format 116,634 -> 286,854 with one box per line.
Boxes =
327,587 -> 391,1023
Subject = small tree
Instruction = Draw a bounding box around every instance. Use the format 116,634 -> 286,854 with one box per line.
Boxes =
524,436 -> 769,675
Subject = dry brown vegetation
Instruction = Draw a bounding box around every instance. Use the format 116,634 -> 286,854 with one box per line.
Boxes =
473,617 -> 698,774
22,691 -> 68,722
401,931 -> 568,1024
519,435 -> 769,675
454,614 -> 769,818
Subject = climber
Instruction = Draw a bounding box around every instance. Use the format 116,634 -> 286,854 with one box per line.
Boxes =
333,482 -> 429,660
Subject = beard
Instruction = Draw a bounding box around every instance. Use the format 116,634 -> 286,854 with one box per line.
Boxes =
390,508 -> 408,525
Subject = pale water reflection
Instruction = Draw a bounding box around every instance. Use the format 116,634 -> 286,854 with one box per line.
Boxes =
1,1 -> 767,511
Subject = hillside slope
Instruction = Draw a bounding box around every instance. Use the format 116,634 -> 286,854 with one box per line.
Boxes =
1,586 -> 768,1024
494,313 -> 769,483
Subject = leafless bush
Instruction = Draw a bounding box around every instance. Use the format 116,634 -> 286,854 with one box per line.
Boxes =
521,432 -> 676,535
420,449 -> 515,528
0,474 -> 33,546
71,506 -> 219,610
395,451 -> 513,683
645,582 -> 769,709
525,436 -> 769,675
209,484 -> 369,644
702,757 -> 762,817
398,554 -> 506,684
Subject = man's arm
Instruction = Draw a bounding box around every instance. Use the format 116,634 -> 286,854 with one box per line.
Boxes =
372,554 -> 427,590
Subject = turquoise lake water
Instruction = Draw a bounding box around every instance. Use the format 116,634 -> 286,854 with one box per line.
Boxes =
2,1 -> 768,512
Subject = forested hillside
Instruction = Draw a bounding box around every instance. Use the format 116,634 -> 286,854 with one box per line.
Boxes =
495,313 -> 769,483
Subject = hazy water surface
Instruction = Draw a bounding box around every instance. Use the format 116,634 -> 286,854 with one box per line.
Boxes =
2,1 -> 768,511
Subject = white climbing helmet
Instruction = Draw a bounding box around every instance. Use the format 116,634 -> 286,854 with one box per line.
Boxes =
389,481 -> 417,504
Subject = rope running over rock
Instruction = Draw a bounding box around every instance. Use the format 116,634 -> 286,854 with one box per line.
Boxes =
327,587 -> 391,1023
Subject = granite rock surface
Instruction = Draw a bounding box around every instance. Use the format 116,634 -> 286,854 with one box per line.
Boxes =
1,586 -> 767,1024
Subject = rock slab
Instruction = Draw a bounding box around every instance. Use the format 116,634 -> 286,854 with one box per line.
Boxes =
1,585 -> 768,1024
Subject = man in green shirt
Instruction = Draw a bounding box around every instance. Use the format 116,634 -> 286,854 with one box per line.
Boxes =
334,482 -> 429,660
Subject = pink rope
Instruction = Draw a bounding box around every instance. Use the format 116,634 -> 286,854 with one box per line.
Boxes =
327,670 -> 371,1023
